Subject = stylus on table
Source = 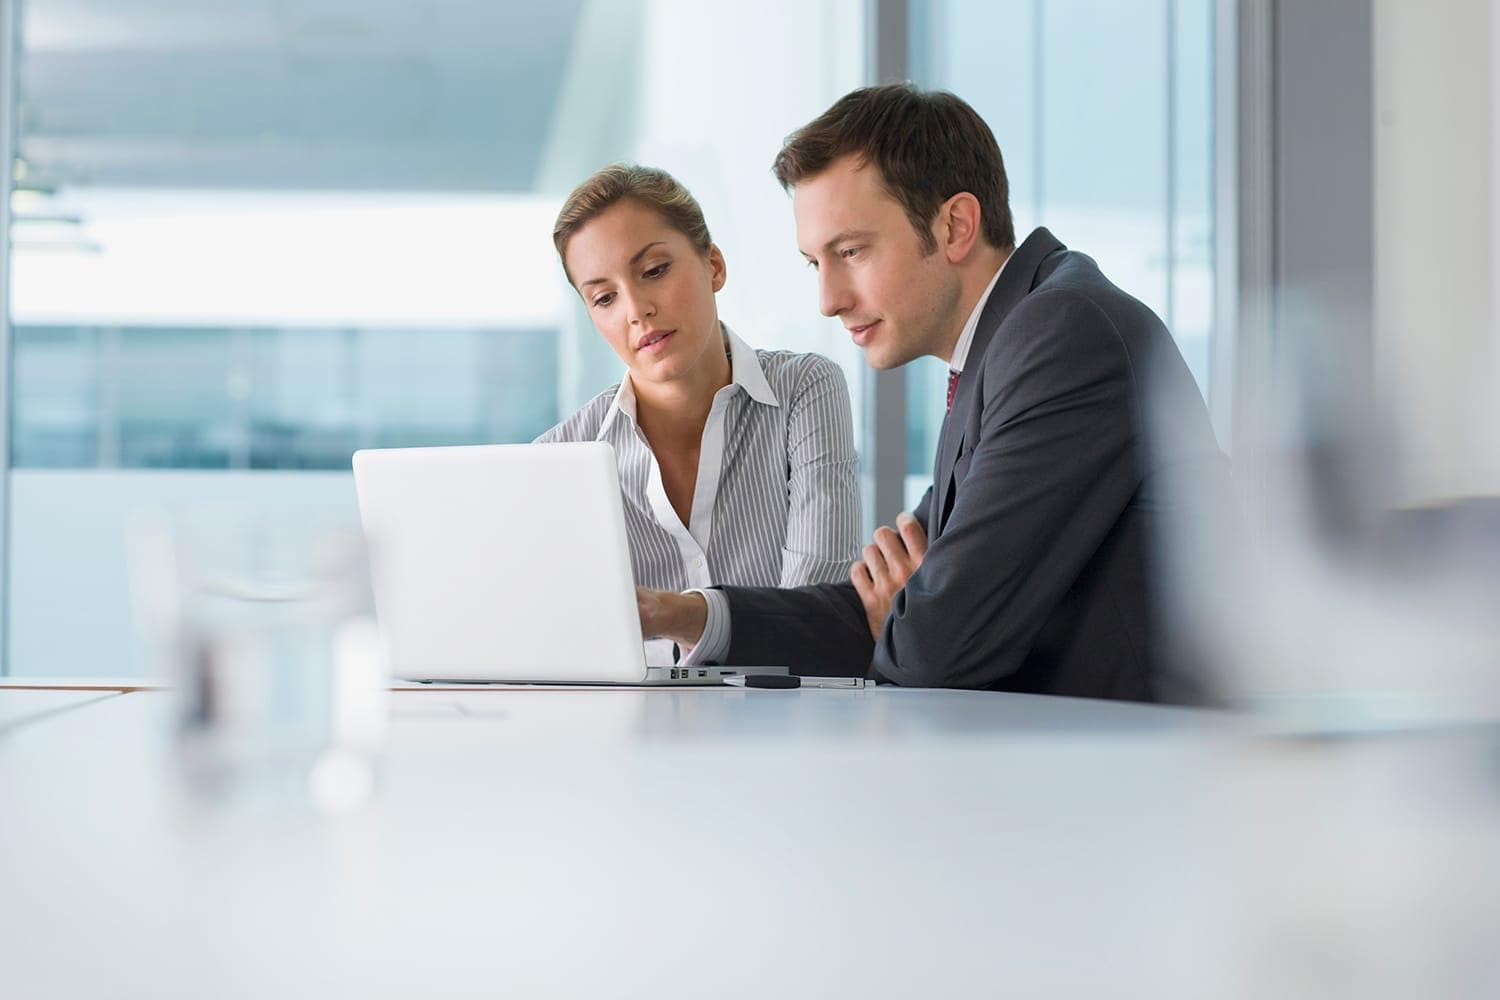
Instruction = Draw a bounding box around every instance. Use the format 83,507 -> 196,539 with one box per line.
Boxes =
722,675 -> 865,689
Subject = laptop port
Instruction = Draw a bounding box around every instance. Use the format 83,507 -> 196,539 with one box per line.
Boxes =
697,670 -> 707,678
670,668 -> 679,679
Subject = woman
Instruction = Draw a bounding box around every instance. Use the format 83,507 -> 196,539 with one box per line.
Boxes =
538,164 -> 860,659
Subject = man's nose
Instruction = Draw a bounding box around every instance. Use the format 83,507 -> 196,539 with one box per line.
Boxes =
818,271 -> 851,318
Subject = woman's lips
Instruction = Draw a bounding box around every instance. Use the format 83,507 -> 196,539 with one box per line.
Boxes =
638,330 -> 675,353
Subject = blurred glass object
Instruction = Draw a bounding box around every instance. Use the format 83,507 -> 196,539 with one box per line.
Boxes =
1158,299 -> 1500,732
129,507 -> 388,813
1150,312 -> 1500,996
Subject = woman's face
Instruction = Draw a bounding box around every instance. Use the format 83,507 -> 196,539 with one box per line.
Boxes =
564,198 -> 726,386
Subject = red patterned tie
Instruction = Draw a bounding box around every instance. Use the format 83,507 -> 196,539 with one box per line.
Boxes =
946,369 -> 960,412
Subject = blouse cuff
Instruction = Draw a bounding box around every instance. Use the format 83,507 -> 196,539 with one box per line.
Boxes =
678,588 -> 731,665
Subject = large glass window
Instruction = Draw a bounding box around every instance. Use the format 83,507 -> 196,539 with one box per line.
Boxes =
2,0 -> 1222,676
905,0 -> 1216,507
4,0 -> 864,675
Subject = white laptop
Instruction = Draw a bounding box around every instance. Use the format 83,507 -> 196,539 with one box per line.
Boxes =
351,442 -> 784,685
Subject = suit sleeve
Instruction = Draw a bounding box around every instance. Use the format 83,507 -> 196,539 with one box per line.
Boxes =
716,484 -> 936,677
716,578 -> 874,676
778,356 -> 863,587
872,290 -> 1140,688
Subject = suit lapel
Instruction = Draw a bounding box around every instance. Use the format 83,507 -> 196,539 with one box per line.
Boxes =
928,228 -> 1066,538
931,404 -> 964,537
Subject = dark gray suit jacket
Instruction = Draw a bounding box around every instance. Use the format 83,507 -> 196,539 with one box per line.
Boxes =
716,228 -> 1225,702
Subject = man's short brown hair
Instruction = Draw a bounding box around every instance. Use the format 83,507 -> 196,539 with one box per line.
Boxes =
772,83 -> 1015,254
552,164 -> 712,285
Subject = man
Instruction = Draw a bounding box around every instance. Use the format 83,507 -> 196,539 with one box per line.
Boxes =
637,84 -> 1224,702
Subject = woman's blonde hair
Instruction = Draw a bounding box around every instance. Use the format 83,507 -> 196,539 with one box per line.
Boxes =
552,164 -> 713,285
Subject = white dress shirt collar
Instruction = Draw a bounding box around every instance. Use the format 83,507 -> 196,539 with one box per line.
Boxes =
949,255 -> 1010,375
597,322 -> 776,439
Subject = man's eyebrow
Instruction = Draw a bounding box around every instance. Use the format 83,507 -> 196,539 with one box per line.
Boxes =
813,230 -> 876,255
579,241 -> 668,288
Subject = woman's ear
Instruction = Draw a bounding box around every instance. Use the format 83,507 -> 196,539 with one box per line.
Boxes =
707,244 -> 727,293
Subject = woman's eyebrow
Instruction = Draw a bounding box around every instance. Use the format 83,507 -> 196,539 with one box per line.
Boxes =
579,241 -> 668,288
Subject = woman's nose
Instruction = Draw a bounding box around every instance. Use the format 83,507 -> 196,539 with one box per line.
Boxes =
625,288 -> 657,323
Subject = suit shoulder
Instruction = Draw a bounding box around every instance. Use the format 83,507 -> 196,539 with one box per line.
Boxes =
976,285 -> 1137,409
1035,247 -> 1110,288
992,285 -> 1123,354
1036,250 -> 1165,317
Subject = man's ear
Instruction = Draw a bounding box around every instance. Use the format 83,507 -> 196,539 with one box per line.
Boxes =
939,192 -> 983,264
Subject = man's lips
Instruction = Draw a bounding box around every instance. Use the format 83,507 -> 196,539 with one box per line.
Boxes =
846,320 -> 880,347
637,330 -> 675,352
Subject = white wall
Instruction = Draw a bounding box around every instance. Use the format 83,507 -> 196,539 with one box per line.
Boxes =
1373,0 -> 1500,503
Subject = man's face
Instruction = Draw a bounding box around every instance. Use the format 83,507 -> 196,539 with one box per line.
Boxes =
793,155 -> 962,370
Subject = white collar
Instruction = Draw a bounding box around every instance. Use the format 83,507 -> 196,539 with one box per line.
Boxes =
724,323 -> 779,407
949,256 -> 1010,375
596,323 -> 777,439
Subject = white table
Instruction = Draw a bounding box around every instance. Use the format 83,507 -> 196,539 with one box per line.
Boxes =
4,686 -> 1495,998
0,686 -> 1245,997
0,688 -> 123,738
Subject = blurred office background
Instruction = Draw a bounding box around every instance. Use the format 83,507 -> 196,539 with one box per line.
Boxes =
0,0 -> 1217,676
3,0 -> 1496,680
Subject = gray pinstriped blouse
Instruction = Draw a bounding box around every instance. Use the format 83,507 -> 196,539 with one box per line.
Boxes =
536,325 -> 861,600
